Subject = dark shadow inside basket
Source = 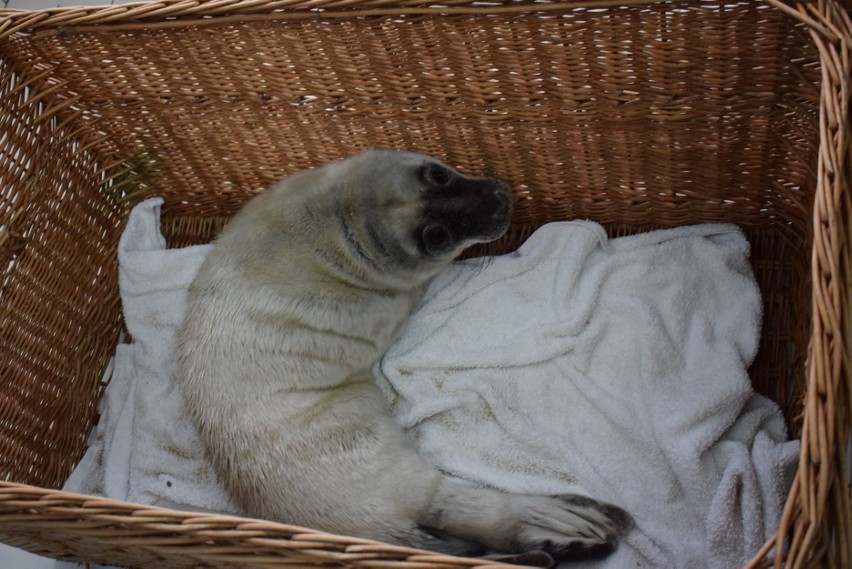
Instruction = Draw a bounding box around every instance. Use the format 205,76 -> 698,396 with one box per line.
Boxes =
0,1 -> 818,497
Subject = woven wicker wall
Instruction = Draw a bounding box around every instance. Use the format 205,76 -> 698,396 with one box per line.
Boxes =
0,55 -> 125,487
8,3 -> 820,231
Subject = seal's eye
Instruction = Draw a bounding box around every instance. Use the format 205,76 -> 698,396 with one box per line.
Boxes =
421,224 -> 453,253
425,164 -> 453,186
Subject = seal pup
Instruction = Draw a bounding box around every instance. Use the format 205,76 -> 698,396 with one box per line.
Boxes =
175,149 -> 631,564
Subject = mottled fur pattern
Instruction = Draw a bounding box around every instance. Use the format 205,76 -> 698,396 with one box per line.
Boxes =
175,149 -> 631,565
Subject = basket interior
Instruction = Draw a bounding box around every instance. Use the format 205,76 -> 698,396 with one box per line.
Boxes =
0,0 -> 820,490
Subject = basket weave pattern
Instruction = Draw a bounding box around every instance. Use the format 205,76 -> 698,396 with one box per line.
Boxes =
0,1 -> 849,567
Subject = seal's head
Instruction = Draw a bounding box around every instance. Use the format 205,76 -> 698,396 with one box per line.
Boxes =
222,149 -> 513,291
334,149 -> 513,269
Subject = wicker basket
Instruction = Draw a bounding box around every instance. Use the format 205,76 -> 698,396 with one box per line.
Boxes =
0,0 -> 848,567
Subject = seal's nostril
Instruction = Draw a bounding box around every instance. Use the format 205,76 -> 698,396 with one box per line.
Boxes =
493,191 -> 512,216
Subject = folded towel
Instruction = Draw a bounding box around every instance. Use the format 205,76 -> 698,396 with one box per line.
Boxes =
374,221 -> 799,569
65,198 -> 798,569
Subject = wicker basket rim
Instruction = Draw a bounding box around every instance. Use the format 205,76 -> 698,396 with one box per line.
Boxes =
0,481 -> 518,567
0,0 -> 800,39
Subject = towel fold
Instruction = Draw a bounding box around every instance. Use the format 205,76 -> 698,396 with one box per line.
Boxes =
65,199 -> 798,569
374,220 -> 799,569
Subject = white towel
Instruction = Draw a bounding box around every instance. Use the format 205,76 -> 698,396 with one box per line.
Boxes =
374,221 -> 799,569
64,197 -> 234,515
65,199 -> 798,569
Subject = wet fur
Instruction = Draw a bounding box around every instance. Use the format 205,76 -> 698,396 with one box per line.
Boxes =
175,149 -> 631,563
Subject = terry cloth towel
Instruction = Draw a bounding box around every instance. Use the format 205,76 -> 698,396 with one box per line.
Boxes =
375,221 -> 799,569
65,198 -> 798,569
64,197 -> 234,515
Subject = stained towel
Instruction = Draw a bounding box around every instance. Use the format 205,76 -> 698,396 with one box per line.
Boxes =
65,198 -> 798,569
64,197 -> 233,515
374,221 -> 800,569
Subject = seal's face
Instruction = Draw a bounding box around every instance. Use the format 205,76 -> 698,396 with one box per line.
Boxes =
414,160 -> 512,259
340,149 -> 513,270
